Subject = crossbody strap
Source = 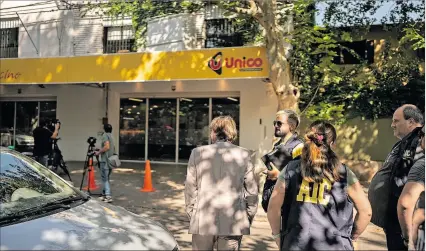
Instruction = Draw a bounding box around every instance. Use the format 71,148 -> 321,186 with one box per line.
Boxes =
104,133 -> 116,155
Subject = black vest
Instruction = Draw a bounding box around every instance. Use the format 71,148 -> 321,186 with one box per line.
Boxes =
280,159 -> 354,251
261,134 -> 303,212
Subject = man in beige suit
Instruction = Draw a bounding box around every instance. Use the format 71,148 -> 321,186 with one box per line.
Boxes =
185,116 -> 259,250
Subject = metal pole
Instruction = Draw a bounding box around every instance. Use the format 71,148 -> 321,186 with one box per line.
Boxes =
175,98 -> 179,163
16,12 -> 39,55
145,98 -> 149,161
208,98 -> 212,144
13,102 -> 16,148
105,83 -> 108,118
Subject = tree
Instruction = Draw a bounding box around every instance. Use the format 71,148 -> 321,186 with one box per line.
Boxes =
80,0 -> 425,122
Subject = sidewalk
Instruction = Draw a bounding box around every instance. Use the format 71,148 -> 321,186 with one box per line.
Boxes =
64,161 -> 386,250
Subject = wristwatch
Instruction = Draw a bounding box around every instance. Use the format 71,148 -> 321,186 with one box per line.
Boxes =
401,234 -> 409,247
272,232 -> 280,239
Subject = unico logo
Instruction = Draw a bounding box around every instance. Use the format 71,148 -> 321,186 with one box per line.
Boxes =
208,52 -> 263,75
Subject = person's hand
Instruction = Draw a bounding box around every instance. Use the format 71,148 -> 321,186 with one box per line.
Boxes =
55,123 -> 60,130
267,164 -> 280,180
94,151 -> 100,156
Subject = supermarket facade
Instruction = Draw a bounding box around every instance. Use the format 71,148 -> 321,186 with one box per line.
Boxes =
0,46 -> 279,163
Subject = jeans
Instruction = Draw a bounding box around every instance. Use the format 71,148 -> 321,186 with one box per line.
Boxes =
35,155 -> 49,167
100,162 -> 112,196
385,228 -> 408,251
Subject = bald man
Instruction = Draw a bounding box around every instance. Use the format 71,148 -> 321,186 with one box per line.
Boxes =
369,104 -> 424,251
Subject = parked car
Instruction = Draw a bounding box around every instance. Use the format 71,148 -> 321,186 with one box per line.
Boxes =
0,128 -> 34,156
0,147 -> 179,250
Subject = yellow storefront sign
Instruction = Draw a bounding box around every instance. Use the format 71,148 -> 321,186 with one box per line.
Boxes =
0,46 -> 268,84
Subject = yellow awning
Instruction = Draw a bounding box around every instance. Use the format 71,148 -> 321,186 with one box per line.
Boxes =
0,46 -> 269,84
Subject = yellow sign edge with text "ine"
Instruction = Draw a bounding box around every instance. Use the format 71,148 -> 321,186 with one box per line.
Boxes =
0,46 -> 269,84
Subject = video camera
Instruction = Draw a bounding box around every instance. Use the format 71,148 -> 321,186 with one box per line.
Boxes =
86,137 -> 99,157
47,119 -> 61,132
87,137 -> 97,147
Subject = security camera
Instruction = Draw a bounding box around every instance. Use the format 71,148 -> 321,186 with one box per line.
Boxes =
171,83 -> 176,91
17,88 -> 22,94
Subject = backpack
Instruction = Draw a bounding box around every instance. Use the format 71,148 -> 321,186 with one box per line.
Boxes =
368,127 -> 422,228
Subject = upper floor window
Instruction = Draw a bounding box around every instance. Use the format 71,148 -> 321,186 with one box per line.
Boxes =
416,47 -> 425,60
0,27 -> 19,59
103,26 -> 135,54
333,40 -> 375,64
205,19 -> 244,48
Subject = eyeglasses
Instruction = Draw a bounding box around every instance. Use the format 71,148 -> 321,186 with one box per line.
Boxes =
273,121 -> 287,127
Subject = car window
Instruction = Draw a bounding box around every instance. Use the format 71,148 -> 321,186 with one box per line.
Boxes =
0,150 -> 80,218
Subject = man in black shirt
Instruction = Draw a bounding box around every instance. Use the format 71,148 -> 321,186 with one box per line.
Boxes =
33,119 -> 59,167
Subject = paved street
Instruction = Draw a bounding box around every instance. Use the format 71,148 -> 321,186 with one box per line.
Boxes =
62,161 -> 387,250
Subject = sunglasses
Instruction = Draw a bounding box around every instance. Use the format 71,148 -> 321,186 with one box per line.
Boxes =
273,121 -> 286,127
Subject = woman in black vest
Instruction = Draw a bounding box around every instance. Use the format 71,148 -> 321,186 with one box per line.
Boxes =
267,120 -> 372,250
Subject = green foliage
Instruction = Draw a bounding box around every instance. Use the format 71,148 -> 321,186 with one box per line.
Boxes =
291,0 -> 425,124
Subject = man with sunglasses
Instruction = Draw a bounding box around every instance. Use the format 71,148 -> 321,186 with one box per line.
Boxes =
261,109 -> 304,212
398,125 -> 425,250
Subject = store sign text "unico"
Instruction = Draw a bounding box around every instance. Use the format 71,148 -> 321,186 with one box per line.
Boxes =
208,52 -> 263,75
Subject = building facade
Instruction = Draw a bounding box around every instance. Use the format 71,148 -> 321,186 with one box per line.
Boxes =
0,1 -> 278,164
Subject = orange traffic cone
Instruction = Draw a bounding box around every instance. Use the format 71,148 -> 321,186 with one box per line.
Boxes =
140,160 -> 155,192
83,158 -> 99,191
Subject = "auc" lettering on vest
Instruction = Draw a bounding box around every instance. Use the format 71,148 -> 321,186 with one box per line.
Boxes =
296,179 -> 331,205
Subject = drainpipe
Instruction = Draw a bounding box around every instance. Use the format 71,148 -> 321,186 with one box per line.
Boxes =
104,83 -> 109,124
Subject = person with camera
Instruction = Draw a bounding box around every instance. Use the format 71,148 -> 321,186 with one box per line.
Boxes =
95,124 -> 115,203
261,110 -> 304,212
33,119 -> 59,167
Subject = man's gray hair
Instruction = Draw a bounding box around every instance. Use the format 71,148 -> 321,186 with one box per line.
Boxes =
276,109 -> 300,131
402,104 -> 424,125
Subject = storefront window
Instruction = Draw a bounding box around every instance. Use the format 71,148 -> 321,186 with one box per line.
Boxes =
178,98 -> 209,163
212,97 -> 240,145
119,98 -> 146,160
118,96 -> 240,162
15,102 -> 38,154
0,101 -> 56,155
0,102 -> 15,147
148,99 -> 177,162
39,101 -> 57,124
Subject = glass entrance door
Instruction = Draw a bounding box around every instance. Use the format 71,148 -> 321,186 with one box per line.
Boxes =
119,96 -> 240,163
178,98 -> 209,163
147,99 -> 177,162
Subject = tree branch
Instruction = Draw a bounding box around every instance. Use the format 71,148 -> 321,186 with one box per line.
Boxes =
300,83 -> 321,115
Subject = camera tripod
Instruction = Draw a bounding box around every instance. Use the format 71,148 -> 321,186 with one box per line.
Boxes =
79,143 -> 101,195
48,138 -> 72,181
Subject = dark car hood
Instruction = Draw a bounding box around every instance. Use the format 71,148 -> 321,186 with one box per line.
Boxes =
0,199 -> 177,250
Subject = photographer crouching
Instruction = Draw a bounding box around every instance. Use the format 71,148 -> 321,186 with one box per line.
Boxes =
94,124 -> 116,203
33,119 -> 60,167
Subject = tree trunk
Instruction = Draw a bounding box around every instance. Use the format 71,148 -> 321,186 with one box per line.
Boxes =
264,33 -> 299,112
262,0 -> 300,112
228,0 -> 300,111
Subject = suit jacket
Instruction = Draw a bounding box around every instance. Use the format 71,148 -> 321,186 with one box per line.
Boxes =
184,141 -> 259,236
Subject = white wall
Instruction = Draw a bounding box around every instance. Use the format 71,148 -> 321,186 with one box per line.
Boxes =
146,13 -> 202,51
72,9 -> 104,56
0,1 -> 105,57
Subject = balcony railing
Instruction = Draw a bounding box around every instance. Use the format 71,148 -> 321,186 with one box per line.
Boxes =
0,28 -> 18,58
